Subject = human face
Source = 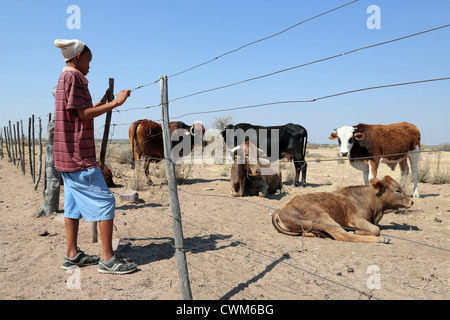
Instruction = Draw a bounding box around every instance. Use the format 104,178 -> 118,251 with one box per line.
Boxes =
77,51 -> 92,76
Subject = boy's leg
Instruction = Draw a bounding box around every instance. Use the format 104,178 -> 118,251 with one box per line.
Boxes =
99,219 -> 114,261
62,172 -> 83,259
61,170 -> 102,269
65,217 -> 80,258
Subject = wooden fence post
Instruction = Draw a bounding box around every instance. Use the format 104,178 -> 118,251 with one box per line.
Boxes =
36,118 -> 61,217
34,117 -> 42,190
28,117 -> 33,178
4,127 -> 11,161
0,131 -> 3,159
20,120 -> 25,174
16,121 -> 22,170
93,78 -> 115,243
9,121 -> 15,165
98,78 -> 114,170
160,75 -> 193,300
32,115 -> 36,183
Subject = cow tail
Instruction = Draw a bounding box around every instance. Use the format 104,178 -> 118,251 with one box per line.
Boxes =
130,121 -> 141,167
272,211 -> 302,236
303,130 -> 308,161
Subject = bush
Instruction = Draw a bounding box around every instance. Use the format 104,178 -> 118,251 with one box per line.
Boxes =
418,153 -> 450,185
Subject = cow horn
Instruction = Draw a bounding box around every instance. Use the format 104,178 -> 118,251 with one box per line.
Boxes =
229,145 -> 241,153
190,126 -> 195,136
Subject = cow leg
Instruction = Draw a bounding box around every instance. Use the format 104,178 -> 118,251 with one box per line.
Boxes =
348,215 -> 381,236
230,180 -> 241,197
235,176 -> 245,197
330,229 -> 388,243
300,161 -> 307,187
278,171 -> 284,193
272,210 -> 320,236
143,157 -> 153,185
293,158 -> 307,187
368,159 -> 378,183
350,161 -> 370,185
230,187 -> 240,197
408,147 -> 420,198
258,180 -> 269,198
305,212 -> 388,243
324,224 -> 388,243
399,158 -> 410,177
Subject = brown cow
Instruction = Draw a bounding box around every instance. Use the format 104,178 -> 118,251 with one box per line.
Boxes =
230,141 -> 283,197
98,163 -> 115,187
128,119 -> 205,184
272,176 -> 413,243
329,122 -> 421,198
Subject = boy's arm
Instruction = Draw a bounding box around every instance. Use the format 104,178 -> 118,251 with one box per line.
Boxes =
93,88 -> 110,108
77,90 -> 131,121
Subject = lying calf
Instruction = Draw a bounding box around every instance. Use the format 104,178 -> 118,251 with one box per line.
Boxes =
272,176 -> 413,243
230,141 -> 283,197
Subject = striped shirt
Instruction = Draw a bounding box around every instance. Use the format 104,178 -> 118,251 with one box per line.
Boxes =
54,67 -> 96,172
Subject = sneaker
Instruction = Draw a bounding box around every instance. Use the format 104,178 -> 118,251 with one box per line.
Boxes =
98,255 -> 138,274
62,248 -> 100,270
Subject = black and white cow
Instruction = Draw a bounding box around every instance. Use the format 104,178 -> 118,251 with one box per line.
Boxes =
221,123 -> 308,187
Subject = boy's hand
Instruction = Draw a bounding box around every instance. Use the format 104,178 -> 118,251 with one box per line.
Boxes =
115,90 -> 131,107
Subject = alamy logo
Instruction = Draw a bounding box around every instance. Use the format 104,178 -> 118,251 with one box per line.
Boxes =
67,5 -> 81,30
366,5 -> 381,30
170,127 -> 280,175
366,265 -> 381,289
66,266 -> 81,290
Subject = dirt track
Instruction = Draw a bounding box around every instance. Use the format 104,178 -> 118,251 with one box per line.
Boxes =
0,147 -> 449,300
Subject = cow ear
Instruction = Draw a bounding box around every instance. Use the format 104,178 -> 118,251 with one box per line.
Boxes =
354,132 -> 365,140
329,132 -> 338,140
383,175 -> 394,184
370,178 -> 385,191
257,147 -> 267,157
259,157 -> 271,166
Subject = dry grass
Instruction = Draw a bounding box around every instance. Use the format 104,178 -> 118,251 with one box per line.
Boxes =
419,153 -> 450,184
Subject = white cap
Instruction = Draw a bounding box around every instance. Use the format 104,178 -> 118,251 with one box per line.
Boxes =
54,39 -> 85,62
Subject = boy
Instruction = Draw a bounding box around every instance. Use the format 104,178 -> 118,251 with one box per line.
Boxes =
54,39 -> 136,274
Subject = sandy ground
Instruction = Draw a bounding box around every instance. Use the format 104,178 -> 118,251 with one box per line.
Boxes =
0,146 -> 449,301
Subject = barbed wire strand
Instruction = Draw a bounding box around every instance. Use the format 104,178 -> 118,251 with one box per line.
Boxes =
115,75 -> 450,115
166,24 -> 450,104
167,0 -> 361,79
169,77 -> 450,119
123,0 -> 362,95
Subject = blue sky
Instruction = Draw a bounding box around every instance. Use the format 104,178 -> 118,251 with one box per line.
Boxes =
0,0 -> 449,145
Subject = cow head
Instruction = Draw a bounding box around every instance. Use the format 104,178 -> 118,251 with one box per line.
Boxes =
231,141 -> 270,177
189,122 -> 207,147
96,161 -> 116,187
102,165 -> 116,187
371,176 -> 413,209
329,126 -> 365,157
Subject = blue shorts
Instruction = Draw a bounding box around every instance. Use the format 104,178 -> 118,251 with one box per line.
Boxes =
61,167 -> 115,222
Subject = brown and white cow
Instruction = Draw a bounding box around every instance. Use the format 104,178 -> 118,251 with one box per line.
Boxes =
128,119 -> 205,184
230,141 -> 283,197
329,122 -> 421,198
272,175 -> 413,243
